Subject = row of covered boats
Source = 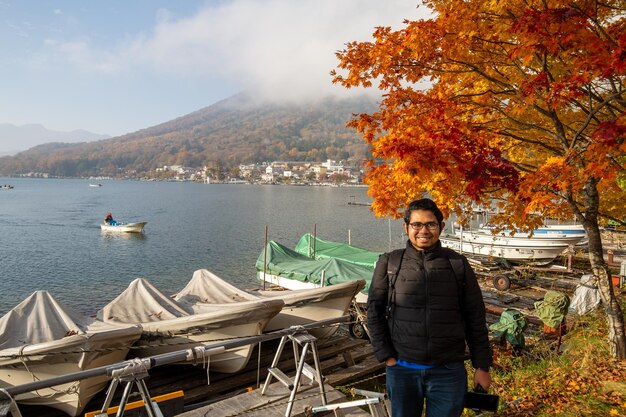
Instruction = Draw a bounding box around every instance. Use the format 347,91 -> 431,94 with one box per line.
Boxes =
0,269 -> 364,416
0,226 -> 586,415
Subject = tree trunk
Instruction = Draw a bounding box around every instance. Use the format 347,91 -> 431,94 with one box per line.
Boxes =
585,222 -> 626,360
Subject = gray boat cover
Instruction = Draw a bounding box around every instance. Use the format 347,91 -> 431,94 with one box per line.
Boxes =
174,269 -> 258,304
569,274 -> 601,315
175,269 -> 365,307
0,290 -> 141,352
99,278 -> 284,334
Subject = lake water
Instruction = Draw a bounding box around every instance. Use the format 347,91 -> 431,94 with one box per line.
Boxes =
0,178 -> 407,316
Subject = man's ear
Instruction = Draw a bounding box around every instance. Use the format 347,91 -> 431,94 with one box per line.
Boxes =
403,223 -> 409,234
440,221 -> 445,231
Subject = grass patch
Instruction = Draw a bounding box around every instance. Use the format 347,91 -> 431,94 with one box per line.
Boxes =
487,294 -> 626,416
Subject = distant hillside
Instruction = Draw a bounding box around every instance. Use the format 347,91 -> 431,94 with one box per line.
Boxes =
0,93 -> 378,178
0,123 -> 110,156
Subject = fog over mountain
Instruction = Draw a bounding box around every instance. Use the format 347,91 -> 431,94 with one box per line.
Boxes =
0,93 -> 378,178
0,123 -> 110,156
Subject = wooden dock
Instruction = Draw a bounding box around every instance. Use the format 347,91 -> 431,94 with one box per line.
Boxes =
24,331 -> 385,417
177,381 -> 372,417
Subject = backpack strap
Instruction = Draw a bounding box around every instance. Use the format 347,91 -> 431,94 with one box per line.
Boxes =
385,249 -> 405,320
444,248 -> 467,313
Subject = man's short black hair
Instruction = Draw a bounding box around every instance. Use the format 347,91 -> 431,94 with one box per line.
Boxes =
403,198 -> 444,224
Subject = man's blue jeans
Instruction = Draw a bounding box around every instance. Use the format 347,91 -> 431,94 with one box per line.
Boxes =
386,362 -> 467,417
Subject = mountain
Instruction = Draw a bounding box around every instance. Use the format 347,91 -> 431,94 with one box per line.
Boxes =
0,93 -> 378,178
0,123 -> 110,156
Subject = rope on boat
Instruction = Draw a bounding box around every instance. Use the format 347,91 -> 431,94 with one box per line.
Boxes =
16,344 -> 81,399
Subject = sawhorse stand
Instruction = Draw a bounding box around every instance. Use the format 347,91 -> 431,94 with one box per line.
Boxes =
0,389 -> 22,417
96,358 -> 162,417
261,331 -> 326,417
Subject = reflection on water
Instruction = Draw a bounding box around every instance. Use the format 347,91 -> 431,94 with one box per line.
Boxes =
100,231 -> 147,241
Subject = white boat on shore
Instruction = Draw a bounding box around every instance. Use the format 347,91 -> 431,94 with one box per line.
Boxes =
256,240 -> 373,304
98,278 -> 284,373
100,221 -> 147,233
441,229 -> 584,264
0,291 -> 142,416
174,269 -> 365,340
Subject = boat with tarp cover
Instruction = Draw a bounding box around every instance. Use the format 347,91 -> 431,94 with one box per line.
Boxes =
256,239 -> 374,304
294,233 -> 381,268
0,291 -> 142,416
174,269 -> 365,340
98,278 -> 284,373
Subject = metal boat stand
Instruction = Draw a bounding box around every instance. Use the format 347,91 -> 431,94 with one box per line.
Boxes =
0,389 -> 23,417
95,358 -> 163,417
261,330 -> 326,417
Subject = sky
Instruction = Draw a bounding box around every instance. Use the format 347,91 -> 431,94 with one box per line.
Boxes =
0,0 -> 430,138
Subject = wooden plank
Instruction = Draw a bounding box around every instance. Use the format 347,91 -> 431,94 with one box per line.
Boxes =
324,355 -> 385,387
176,382 -> 367,417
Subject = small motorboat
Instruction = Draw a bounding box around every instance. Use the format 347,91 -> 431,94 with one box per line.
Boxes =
174,269 -> 365,340
100,222 -> 147,233
98,278 -> 284,373
0,291 -> 142,416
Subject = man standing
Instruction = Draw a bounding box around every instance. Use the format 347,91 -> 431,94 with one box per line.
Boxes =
367,198 -> 492,417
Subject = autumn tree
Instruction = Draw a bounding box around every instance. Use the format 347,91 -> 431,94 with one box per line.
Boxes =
333,0 -> 626,358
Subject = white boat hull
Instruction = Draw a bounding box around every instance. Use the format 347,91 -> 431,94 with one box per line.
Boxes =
255,275 -> 366,338
100,222 -> 146,233
440,235 -> 572,264
0,290 -> 142,417
465,230 -> 584,247
0,330 -> 141,416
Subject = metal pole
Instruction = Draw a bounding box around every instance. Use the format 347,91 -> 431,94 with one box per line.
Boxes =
348,229 -> 351,245
308,233 -> 312,257
3,315 -> 351,397
313,224 -> 317,258
263,225 -> 268,290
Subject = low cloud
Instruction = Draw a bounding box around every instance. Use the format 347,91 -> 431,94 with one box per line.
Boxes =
56,0 -> 431,102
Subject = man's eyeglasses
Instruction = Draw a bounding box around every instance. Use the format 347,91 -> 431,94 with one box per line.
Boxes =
408,221 -> 439,231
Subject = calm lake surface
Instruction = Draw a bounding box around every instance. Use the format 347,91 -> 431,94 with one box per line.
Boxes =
0,178 -> 407,316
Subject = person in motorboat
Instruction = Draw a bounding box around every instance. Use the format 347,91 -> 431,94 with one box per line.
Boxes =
104,212 -> 117,226
367,198 -> 492,417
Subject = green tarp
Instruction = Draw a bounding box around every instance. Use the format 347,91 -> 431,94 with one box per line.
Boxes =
294,233 -> 382,268
489,308 -> 528,348
534,290 -> 571,328
256,240 -> 375,294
